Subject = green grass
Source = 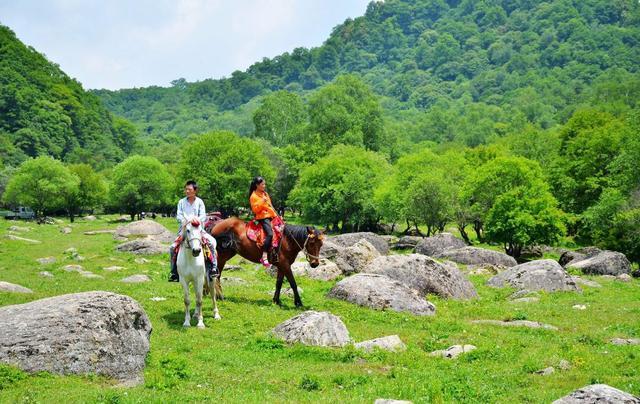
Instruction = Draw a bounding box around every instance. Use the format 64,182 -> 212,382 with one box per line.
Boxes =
1,216 -> 639,403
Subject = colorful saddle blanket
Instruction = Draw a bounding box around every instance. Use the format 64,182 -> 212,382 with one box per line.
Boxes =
246,216 -> 285,250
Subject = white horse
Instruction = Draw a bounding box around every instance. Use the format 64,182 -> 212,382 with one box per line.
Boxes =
177,216 -> 220,328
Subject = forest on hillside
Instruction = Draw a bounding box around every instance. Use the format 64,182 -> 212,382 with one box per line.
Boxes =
1,0 -> 640,263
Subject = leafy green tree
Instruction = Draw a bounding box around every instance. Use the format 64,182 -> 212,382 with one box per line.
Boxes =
252,91 -> 307,147
406,171 -> 456,236
3,156 -> 79,217
108,156 -> 173,220
178,131 -> 274,215
485,186 -> 565,259
307,75 -> 384,151
290,145 -> 389,232
68,164 -> 107,216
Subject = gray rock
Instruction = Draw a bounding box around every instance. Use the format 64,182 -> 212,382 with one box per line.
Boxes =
5,234 -> 41,244
552,384 -> 640,403
224,264 -> 242,271
616,274 -> 632,282
510,297 -> 540,303
571,276 -> 602,288
364,254 -> 478,300
83,215 -> 97,221
62,264 -> 85,273
80,271 -> 104,279
610,338 -> 640,345
222,276 -> 248,286
292,259 -> 342,281
394,236 -> 423,250
576,246 -> 603,256
39,271 -> 54,278
414,233 -> 466,257
64,247 -> 77,254
567,251 -> 631,276
559,251 -> 587,267
60,227 -> 72,234
103,266 -> 126,272
114,215 -> 130,223
36,257 -> 56,265
134,258 -> 151,264
84,229 -> 116,235
436,247 -> 517,267
429,344 -> 477,359
8,225 -> 30,232
375,399 -> 413,404
558,359 -> 571,370
121,275 -> 151,283
521,245 -> 544,260
269,287 -> 303,297
0,281 -> 33,293
471,319 -> 558,331
572,305 -> 587,310
487,260 -> 580,293
0,291 -> 151,384
466,263 -> 506,275
271,311 -> 350,347
335,239 -> 381,275
354,335 -> 406,353
319,239 -> 343,260
114,219 -> 174,243
535,367 -> 555,376
327,273 -> 436,316
329,232 -> 389,255
116,239 -> 166,255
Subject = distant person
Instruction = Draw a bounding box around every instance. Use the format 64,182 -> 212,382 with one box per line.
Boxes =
249,176 -> 279,267
168,180 -> 216,282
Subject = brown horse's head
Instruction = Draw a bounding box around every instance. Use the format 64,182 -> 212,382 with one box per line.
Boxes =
305,227 -> 324,268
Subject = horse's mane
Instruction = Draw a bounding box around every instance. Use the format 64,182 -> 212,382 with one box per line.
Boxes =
284,224 -> 318,244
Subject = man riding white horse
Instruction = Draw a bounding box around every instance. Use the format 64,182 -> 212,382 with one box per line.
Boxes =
169,180 -> 217,282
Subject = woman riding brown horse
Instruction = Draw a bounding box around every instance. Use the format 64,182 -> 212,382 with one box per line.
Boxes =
209,218 -> 324,307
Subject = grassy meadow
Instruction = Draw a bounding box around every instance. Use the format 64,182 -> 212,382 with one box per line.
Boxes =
0,216 -> 639,403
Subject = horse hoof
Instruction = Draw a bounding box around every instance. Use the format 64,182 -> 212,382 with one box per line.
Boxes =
183,323 -> 191,328
214,314 -> 222,320
197,323 -> 205,329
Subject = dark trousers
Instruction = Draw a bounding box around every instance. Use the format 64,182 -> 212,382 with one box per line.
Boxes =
259,218 -> 273,252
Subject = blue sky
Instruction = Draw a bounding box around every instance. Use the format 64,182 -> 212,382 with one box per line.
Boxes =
0,0 -> 371,90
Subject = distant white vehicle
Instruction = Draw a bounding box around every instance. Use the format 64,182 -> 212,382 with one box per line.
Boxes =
4,206 -> 35,220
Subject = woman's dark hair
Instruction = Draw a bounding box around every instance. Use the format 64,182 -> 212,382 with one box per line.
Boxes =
185,180 -> 198,191
249,176 -> 265,198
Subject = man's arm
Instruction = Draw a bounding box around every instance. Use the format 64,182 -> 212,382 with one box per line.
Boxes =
197,199 -> 207,224
176,199 -> 185,223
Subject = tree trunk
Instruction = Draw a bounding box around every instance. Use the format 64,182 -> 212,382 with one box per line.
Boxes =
402,219 -> 411,235
458,224 -> 471,245
473,220 -> 483,242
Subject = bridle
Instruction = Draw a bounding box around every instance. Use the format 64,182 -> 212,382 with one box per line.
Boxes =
289,231 -> 321,262
182,223 -> 202,251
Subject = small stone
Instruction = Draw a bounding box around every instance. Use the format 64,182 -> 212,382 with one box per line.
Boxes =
36,257 -> 56,265
80,271 -> 104,279
103,266 -> 126,272
430,344 -> 476,359
224,265 -> 242,271
510,297 -> 540,303
134,258 -> 150,264
39,271 -> 54,278
221,276 -> 248,285
535,367 -> 555,376
83,215 -> 97,221
0,281 -> 33,293
121,275 -> 151,283
572,304 -> 587,310
5,235 -> 41,244
60,227 -> 72,234
571,276 -> 602,288
65,247 -> 78,254
610,338 -> 640,345
471,319 -> 558,331
62,264 -> 84,273
354,335 -> 407,353
269,287 -> 302,297
375,400 -> 413,404
616,273 -> 632,282
84,230 -> 116,235
150,297 -> 167,302
558,360 -> 571,370
8,225 -> 30,232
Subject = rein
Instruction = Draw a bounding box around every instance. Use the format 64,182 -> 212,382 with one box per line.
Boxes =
289,232 -> 320,262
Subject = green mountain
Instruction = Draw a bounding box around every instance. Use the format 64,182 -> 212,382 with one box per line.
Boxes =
0,25 -> 138,169
94,0 -> 640,146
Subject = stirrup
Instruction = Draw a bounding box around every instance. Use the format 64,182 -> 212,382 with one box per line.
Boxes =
259,257 -> 271,268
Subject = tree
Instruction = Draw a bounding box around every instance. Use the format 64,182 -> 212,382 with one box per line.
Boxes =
406,171 -> 456,236
178,131 -> 274,215
67,163 -> 107,217
252,91 -> 307,147
485,186 -> 565,259
108,155 -> 173,220
289,145 -> 389,232
3,156 -> 79,217
307,75 -> 384,151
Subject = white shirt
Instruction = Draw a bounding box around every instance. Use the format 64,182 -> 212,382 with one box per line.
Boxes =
176,196 -> 206,225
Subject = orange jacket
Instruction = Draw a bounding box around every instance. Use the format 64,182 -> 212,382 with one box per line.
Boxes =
250,190 -> 277,220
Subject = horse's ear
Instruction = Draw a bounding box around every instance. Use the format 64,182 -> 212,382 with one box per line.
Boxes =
306,226 -> 315,238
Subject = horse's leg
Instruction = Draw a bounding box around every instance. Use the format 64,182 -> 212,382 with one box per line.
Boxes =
273,268 -> 285,306
181,279 -> 191,327
215,254 -> 232,300
207,277 -> 221,320
195,272 -> 205,329
282,264 -> 303,308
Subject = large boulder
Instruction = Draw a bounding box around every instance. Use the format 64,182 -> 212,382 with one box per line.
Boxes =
327,273 -> 436,316
364,254 -> 478,300
393,236 -> 423,250
414,233 -> 467,257
334,239 -> 381,275
0,281 -> 33,294
271,311 -> 350,347
114,219 -> 174,243
559,251 -> 587,267
292,259 -> 342,281
319,239 -> 343,260
435,246 -> 517,267
567,251 -> 631,276
0,291 -> 151,385
487,260 -> 580,293
328,232 -> 389,255
116,239 -> 167,255
553,384 -> 639,403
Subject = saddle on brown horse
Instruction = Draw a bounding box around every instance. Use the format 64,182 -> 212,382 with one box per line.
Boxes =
246,216 -> 285,251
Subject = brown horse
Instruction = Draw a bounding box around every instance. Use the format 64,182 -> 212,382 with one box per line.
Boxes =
209,217 -> 324,307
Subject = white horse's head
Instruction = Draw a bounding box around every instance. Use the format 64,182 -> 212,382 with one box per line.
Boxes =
181,216 -> 203,257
